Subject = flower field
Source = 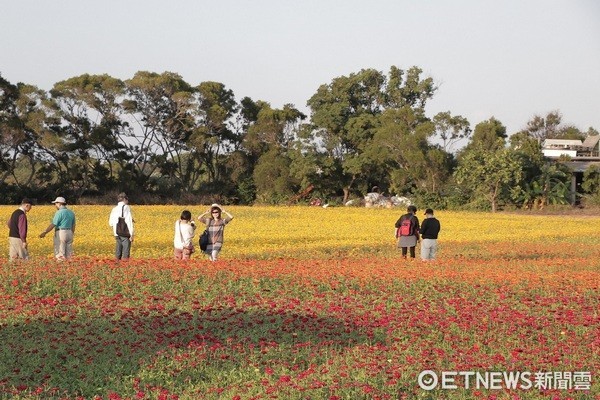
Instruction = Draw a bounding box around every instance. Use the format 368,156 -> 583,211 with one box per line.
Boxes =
0,206 -> 599,399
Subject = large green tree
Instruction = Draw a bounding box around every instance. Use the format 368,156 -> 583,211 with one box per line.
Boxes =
454,141 -> 523,212
192,81 -> 239,188
306,66 -> 438,203
0,75 -> 24,184
124,71 -> 197,193
241,100 -> 305,202
12,84 -> 60,193
432,111 -> 471,152
49,74 -> 128,195
370,107 -> 452,195
0,76 -> 67,200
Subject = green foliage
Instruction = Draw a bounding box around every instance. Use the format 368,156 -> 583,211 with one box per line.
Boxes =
522,163 -> 571,209
1,71 -> 598,209
441,180 -> 475,210
253,150 -> 297,204
234,176 -> 257,205
242,101 -> 305,157
432,111 -> 471,152
462,117 -> 507,153
510,131 -> 544,181
522,110 -> 585,140
581,165 -> 600,206
454,145 -> 523,212
582,164 -> 600,194
410,188 -> 447,210
303,66 -> 459,204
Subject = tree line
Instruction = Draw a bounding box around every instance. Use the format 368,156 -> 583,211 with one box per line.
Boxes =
1,66 -> 599,210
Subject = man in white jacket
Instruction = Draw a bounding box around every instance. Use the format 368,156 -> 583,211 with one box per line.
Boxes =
108,192 -> 134,260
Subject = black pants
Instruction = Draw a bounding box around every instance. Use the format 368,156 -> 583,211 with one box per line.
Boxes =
401,247 -> 416,258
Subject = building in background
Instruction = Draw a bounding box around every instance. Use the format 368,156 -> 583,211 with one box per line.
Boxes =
542,136 -> 600,203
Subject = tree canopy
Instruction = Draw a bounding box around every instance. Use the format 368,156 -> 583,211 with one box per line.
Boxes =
0,68 -> 596,210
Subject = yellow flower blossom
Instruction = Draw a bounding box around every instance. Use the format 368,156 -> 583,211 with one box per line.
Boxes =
2,205 -> 598,259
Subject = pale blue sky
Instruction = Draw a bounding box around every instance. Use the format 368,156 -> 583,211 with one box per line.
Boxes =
2,0 -> 599,138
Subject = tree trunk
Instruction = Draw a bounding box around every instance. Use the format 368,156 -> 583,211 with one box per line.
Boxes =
491,184 -> 500,212
342,187 -> 350,205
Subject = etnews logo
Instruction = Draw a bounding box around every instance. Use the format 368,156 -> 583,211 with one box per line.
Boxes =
418,370 -> 592,391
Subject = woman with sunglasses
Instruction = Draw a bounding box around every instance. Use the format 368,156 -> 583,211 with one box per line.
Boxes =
197,204 -> 234,261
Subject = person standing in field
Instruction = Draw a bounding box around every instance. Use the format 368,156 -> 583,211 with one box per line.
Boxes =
7,198 -> 33,260
197,204 -> 234,261
420,208 -> 441,261
395,205 -> 420,259
174,210 -> 196,260
39,196 -> 76,260
108,192 -> 135,260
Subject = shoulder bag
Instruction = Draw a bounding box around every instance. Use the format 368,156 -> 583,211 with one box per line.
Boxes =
199,220 -> 210,251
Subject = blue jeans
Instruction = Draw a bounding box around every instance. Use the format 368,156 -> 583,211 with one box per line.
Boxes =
115,236 -> 131,259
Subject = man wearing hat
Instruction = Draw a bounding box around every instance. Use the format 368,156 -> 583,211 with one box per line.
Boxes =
108,192 -> 134,260
39,196 -> 76,260
7,198 -> 33,260
420,208 -> 441,261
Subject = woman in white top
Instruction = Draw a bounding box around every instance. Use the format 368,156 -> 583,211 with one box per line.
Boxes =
174,210 -> 196,260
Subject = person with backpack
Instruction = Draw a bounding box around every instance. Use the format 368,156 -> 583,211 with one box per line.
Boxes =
420,208 -> 441,261
108,192 -> 135,260
395,205 -> 420,259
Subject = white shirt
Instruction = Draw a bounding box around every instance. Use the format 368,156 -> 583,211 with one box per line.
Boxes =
174,220 -> 196,249
109,202 -> 134,237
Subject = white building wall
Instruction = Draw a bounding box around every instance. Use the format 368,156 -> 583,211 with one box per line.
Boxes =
542,149 -> 578,158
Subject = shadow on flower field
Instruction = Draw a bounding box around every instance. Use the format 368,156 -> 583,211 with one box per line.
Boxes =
0,302 -> 375,398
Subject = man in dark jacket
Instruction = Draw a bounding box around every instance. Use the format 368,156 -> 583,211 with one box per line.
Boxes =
420,208 -> 441,261
7,198 -> 32,260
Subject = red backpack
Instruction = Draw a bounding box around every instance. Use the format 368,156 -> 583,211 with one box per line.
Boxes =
399,217 -> 413,236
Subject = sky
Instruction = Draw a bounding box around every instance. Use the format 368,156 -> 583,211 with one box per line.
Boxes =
2,0 -> 599,142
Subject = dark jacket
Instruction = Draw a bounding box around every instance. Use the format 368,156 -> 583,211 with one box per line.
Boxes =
8,209 -> 27,241
420,217 -> 440,239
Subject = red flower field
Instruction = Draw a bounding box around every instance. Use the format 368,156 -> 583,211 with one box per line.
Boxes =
0,207 -> 599,399
1,239 -> 599,399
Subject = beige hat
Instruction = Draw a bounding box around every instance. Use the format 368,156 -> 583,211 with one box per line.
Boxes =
51,196 -> 67,204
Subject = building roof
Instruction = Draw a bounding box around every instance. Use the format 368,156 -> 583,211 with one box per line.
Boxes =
582,135 -> 600,149
542,139 -> 583,147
